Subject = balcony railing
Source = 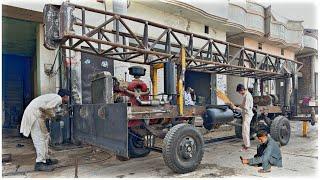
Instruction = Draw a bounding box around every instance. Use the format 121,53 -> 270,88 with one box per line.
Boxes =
228,2 -> 264,34
228,1 -> 303,47
303,33 -> 318,51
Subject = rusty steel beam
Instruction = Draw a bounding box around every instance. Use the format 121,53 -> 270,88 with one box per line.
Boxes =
44,2 -> 303,79
68,3 -> 301,64
74,21 -> 283,67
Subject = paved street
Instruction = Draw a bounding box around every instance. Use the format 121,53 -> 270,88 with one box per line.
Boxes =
2,121 -> 318,178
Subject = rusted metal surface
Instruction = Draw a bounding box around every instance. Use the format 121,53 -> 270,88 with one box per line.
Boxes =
74,157 -> 78,178
253,95 -> 273,106
256,106 -> 282,114
128,105 -> 206,119
73,103 -> 128,157
43,2 -> 303,80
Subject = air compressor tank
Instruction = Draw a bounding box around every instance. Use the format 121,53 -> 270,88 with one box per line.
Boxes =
202,105 -> 234,130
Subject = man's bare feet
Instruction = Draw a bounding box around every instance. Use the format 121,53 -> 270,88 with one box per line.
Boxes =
240,146 -> 248,152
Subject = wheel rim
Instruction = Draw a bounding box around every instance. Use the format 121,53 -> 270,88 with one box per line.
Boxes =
280,123 -> 289,141
178,136 -> 196,160
131,134 -> 144,148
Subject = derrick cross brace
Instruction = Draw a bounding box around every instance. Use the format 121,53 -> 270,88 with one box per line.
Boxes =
43,2 -> 303,80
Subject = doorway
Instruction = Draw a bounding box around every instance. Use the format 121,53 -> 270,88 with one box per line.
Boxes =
2,17 -> 38,130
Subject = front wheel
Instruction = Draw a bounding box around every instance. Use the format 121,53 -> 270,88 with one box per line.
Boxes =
162,124 -> 204,174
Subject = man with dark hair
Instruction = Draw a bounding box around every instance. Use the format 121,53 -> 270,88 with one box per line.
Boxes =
240,130 -> 283,173
20,89 -> 70,171
231,84 -> 254,151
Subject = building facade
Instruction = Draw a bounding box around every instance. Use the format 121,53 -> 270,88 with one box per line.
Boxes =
2,0 -> 316,129
296,29 -> 318,100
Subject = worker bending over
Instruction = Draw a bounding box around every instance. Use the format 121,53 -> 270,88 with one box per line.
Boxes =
241,130 -> 283,173
231,84 -> 254,151
20,89 -> 70,171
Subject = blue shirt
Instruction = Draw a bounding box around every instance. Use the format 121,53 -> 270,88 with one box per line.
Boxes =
249,137 -> 283,170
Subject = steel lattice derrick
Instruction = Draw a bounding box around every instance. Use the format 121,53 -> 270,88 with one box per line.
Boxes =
43,2 -> 303,80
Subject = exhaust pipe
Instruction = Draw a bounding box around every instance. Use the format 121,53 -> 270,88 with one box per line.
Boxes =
136,96 -> 165,106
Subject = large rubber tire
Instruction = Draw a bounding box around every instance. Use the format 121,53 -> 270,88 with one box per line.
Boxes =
270,116 -> 291,146
162,124 -> 204,174
128,130 -> 150,158
234,119 -> 255,139
235,119 -> 243,138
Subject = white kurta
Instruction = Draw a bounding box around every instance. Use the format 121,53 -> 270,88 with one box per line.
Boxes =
20,94 -> 62,163
184,91 -> 195,106
241,91 -> 254,148
20,94 -> 62,137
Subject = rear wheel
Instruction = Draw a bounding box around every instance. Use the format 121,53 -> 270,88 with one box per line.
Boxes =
128,129 -> 150,158
162,124 -> 204,174
270,116 -> 290,146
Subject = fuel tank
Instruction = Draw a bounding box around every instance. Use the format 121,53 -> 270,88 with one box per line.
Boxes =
202,105 -> 234,130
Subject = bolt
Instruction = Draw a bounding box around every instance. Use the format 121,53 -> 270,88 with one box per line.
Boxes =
187,146 -> 192,152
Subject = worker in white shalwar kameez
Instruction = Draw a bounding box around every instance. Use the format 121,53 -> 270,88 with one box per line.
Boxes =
231,84 -> 254,152
184,87 -> 195,106
20,89 -> 70,171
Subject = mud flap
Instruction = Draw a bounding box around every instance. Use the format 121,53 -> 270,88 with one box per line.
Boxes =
73,103 -> 128,157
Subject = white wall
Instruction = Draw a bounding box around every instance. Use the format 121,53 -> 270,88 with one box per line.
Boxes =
36,24 -> 57,95
179,0 -> 228,19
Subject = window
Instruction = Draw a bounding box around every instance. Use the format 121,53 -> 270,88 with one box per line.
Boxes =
258,43 -> 262,50
204,25 -> 209,34
281,48 -> 284,55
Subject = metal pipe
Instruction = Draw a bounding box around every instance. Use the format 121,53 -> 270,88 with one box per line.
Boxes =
260,79 -> 264,96
81,8 -> 85,35
129,110 -> 167,115
151,66 -> 158,98
61,45 -> 150,65
253,79 -> 258,96
151,63 -> 164,99
177,47 -> 186,116
74,157 -> 78,178
284,77 -> 290,108
66,34 -> 172,58
58,47 -> 63,89
291,73 -> 298,116
136,97 -> 165,106
68,39 -> 73,141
